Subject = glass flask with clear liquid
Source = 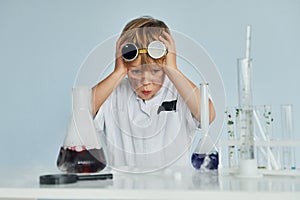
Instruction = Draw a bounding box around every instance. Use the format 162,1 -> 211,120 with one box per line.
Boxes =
57,87 -> 106,173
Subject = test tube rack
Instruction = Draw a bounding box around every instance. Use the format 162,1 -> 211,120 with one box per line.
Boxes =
218,107 -> 300,177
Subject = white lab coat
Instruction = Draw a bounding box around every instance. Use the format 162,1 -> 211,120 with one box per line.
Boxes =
94,77 -> 198,171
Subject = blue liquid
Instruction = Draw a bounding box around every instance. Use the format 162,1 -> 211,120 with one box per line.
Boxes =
191,152 -> 219,170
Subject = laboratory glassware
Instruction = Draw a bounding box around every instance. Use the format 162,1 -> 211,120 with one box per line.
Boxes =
281,104 -> 296,170
237,58 -> 254,160
254,105 -> 275,170
191,83 -> 219,170
225,107 -> 237,169
56,86 -> 106,173
236,57 -> 261,177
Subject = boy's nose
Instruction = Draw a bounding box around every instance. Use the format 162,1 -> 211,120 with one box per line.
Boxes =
141,71 -> 152,85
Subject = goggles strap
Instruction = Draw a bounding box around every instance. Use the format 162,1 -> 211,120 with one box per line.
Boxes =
138,49 -> 148,54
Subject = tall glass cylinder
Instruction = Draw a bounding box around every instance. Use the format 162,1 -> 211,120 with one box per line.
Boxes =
281,104 -> 296,170
237,58 -> 254,160
254,105 -> 275,170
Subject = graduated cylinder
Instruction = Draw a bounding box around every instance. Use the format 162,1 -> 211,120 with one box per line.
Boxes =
237,58 -> 254,160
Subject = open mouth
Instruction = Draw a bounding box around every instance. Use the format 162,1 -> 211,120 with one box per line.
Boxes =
142,90 -> 152,96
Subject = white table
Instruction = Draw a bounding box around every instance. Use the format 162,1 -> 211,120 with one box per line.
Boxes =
0,165 -> 300,200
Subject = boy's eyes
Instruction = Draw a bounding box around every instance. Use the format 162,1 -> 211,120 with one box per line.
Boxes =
152,69 -> 161,74
131,69 -> 142,74
130,68 -> 162,74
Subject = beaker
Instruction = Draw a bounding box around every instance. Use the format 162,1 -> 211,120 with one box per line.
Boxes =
56,87 -> 106,173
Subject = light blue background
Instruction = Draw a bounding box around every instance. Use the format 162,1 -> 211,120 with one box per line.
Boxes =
1,0 -> 299,167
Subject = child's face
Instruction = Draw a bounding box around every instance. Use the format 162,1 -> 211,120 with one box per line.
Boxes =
126,56 -> 165,100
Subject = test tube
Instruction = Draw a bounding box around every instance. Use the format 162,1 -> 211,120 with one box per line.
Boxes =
254,105 -> 278,170
281,104 -> 296,170
225,107 -> 237,169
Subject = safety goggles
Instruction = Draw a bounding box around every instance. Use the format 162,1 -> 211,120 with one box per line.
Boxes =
121,41 -> 167,62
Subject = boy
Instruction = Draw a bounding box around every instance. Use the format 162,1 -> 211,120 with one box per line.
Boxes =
93,16 -> 215,171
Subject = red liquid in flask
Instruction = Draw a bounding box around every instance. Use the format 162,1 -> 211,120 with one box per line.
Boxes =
57,146 -> 106,173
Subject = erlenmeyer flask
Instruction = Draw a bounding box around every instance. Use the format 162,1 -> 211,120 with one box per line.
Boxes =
191,83 -> 218,170
57,86 -> 106,173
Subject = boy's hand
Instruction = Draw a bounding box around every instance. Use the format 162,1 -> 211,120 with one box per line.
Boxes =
159,31 -> 178,70
114,36 -> 128,76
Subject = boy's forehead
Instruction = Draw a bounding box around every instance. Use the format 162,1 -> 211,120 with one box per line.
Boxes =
128,62 -> 162,69
127,56 -> 162,68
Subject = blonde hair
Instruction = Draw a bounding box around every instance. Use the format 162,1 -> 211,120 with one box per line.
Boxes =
120,16 -> 170,64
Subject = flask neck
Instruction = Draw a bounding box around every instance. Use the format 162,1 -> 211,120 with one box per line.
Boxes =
72,87 -> 92,112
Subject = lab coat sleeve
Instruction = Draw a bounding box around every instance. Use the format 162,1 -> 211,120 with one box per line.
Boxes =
93,92 -> 113,133
94,105 -> 105,133
177,95 -> 199,134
